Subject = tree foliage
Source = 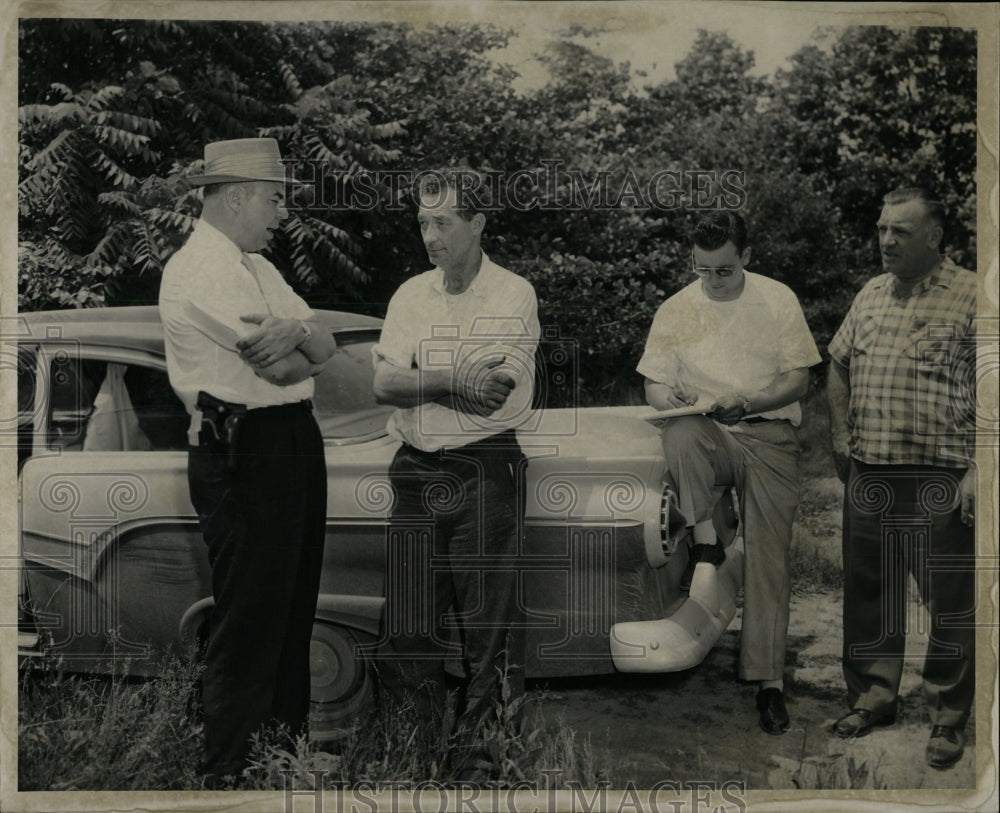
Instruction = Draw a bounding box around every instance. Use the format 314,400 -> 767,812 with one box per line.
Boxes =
18,20 -> 978,397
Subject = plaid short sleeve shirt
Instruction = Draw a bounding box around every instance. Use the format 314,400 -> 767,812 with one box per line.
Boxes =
828,260 -> 977,467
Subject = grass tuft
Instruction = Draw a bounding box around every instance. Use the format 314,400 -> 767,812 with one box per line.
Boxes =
18,650 -> 204,790
19,650 -> 606,790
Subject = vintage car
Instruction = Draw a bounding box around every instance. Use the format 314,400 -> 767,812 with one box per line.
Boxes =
14,307 -> 744,739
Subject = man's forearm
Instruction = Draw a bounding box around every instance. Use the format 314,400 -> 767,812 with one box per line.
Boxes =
645,379 -> 696,411
254,349 -> 323,386
826,360 -> 851,442
744,368 -> 810,414
373,362 -> 453,408
297,319 -> 337,364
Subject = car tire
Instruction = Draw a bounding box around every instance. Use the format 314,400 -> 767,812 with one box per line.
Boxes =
309,622 -> 374,740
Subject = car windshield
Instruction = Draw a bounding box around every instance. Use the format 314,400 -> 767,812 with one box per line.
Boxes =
314,330 -> 394,443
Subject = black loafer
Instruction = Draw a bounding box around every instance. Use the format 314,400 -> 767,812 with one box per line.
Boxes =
831,708 -> 896,738
755,688 -> 790,735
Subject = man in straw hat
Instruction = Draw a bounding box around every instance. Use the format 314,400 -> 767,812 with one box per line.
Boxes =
159,138 -> 336,787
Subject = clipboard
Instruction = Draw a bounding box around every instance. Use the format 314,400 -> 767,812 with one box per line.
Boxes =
644,404 -> 710,421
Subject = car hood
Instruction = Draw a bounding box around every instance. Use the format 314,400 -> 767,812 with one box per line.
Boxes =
520,408 -> 663,462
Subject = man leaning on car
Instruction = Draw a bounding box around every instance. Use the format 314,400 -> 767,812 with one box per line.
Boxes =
372,168 -> 540,779
159,138 -> 336,788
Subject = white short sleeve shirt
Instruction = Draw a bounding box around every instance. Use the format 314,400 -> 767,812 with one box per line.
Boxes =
637,272 -> 821,426
159,220 -> 314,414
373,253 -> 541,451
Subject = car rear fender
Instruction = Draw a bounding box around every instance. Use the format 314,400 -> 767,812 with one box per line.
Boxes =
314,594 -> 385,637
177,594 -> 385,644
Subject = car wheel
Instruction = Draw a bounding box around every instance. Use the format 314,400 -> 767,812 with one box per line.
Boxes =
309,622 -> 373,740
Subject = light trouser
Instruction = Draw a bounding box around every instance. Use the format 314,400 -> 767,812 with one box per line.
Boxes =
661,415 -> 801,681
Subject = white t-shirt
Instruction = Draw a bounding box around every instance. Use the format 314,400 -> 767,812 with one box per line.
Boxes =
636,271 -> 821,426
373,253 -> 540,451
159,220 -> 314,414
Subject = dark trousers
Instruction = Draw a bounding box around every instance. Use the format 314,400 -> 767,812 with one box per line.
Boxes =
842,460 -> 976,729
188,401 -> 326,778
379,431 -> 526,742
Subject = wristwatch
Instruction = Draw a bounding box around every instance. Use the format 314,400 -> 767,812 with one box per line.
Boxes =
297,320 -> 312,348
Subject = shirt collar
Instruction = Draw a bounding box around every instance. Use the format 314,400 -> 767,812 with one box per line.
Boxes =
191,219 -> 245,265
430,251 -> 494,299
874,259 -> 956,295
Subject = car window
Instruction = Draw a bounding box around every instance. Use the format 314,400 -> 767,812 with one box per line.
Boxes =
46,354 -> 188,452
17,347 -> 37,470
47,354 -> 107,451
122,365 -> 190,451
313,331 -> 394,441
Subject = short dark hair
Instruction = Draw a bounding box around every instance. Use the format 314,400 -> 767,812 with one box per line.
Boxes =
201,182 -> 249,200
882,186 -> 946,228
201,182 -> 226,199
414,167 -> 490,221
691,210 -> 749,253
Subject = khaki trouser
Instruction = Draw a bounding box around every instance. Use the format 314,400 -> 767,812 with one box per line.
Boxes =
661,415 -> 801,681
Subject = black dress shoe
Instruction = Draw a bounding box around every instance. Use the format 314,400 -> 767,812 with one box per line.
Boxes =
831,708 -> 896,738
679,539 -> 727,592
755,688 -> 790,735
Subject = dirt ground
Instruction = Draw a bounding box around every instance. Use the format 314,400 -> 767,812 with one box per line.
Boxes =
530,590 -> 979,792
529,476 -> 981,793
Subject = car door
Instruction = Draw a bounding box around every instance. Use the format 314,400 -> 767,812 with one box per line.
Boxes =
18,341 -> 205,675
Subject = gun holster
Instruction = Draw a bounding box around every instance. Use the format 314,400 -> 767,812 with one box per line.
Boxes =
196,391 -> 248,470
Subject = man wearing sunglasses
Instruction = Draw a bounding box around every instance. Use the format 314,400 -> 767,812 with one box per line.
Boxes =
637,209 -> 821,735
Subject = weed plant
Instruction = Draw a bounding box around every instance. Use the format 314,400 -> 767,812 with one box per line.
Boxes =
18,650 -> 203,790
19,652 -> 604,791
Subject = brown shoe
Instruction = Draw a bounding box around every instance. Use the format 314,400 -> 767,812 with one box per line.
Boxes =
926,725 -> 964,769
831,708 -> 896,738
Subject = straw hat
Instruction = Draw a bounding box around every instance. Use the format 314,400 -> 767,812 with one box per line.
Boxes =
187,138 -> 307,186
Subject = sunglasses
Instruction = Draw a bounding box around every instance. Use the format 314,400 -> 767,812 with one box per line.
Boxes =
691,261 -> 737,279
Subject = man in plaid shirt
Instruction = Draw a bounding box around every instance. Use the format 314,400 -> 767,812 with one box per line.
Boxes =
827,187 -> 977,770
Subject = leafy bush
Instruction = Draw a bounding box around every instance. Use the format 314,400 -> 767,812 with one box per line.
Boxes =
513,250 -> 687,405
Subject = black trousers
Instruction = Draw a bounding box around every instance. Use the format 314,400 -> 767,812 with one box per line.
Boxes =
188,400 -> 326,778
379,430 -> 526,744
842,460 -> 976,728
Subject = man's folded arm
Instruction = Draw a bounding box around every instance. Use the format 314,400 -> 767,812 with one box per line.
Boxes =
254,349 -> 325,386
373,357 -> 453,408
298,318 -> 337,364
238,314 -> 337,367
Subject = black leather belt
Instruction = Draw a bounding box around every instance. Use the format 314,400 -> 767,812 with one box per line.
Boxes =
197,392 -> 313,413
405,428 -> 519,458
252,399 -> 313,413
